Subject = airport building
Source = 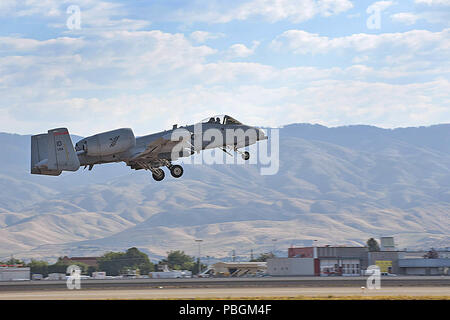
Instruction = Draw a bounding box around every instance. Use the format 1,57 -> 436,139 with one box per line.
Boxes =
267,245 -> 369,276
397,250 -> 450,275
267,258 -> 317,276
267,239 -> 450,276
368,251 -> 401,274
289,246 -> 368,276
398,258 -> 450,275
201,262 -> 267,277
0,267 -> 30,281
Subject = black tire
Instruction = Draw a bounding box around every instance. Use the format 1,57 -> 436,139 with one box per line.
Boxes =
170,164 -> 184,178
152,169 -> 165,181
242,151 -> 250,161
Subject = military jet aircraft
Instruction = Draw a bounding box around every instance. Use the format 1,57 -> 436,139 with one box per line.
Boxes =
31,115 -> 267,181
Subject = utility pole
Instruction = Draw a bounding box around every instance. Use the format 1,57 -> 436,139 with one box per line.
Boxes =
195,239 -> 203,275
232,250 -> 236,262
250,249 -> 254,261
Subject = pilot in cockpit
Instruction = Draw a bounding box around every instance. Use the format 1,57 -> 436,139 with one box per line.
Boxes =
208,117 -> 215,123
216,117 -> 221,124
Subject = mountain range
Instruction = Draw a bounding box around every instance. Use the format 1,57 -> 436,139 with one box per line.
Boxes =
0,123 -> 449,262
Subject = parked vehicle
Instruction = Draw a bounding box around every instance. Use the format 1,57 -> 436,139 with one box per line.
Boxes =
31,274 -> 43,280
92,272 -> 106,279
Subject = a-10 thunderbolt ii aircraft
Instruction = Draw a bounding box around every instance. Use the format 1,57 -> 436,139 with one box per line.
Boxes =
31,115 -> 267,181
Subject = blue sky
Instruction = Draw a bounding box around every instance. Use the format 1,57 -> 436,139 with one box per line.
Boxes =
0,0 -> 449,136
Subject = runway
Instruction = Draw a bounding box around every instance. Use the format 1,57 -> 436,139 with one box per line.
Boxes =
1,276 -> 449,291
0,286 -> 449,300
0,276 -> 449,299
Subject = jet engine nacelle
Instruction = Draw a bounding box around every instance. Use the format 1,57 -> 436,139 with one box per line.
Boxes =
76,128 -> 136,157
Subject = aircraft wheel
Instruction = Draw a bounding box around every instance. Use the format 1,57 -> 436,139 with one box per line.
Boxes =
170,165 -> 184,178
152,168 -> 165,181
242,151 -> 250,161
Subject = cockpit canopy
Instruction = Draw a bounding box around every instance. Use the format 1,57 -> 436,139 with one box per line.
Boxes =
200,115 -> 242,125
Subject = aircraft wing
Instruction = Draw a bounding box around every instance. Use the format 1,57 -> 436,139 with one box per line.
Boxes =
130,137 -> 168,161
128,131 -> 194,169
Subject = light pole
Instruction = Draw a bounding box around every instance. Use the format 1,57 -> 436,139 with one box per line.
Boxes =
195,239 -> 203,275
272,239 -> 277,257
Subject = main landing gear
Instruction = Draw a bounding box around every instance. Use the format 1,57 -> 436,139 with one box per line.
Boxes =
151,163 -> 184,181
152,168 -> 165,181
241,151 -> 250,161
169,164 -> 184,178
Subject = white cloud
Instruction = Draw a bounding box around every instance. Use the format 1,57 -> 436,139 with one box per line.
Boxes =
227,41 -> 260,58
352,55 -> 370,63
173,0 -> 353,23
415,0 -> 450,5
4,78 -> 449,136
366,1 -> 396,13
0,0 -> 151,31
0,31 -> 217,102
1,0 -> 450,136
391,12 -> 420,25
1,27 -> 449,135
189,31 -> 225,43
271,28 -> 450,55
0,36 -> 85,53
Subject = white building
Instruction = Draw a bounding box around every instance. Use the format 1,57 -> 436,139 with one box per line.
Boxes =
267,258 -> 316,276
0,267 -> 30,281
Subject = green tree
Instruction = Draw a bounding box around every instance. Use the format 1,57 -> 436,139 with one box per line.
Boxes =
366,238 -> 380,252
27,259 -> 49,277
124,247 -> 154,274
98,252 -> 126,276
250,253 -> 275,262
48,257 -> 88,274
158,251 -> 207,274
5,257 -> 25,265
87,265 -> 98,276
97,247 -> 154,276
160,250 -> 194,271
192,258 -> 207,275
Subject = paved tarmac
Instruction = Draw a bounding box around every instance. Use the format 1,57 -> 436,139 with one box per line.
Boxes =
0,276 -> 449,299
1,276 -> 449,291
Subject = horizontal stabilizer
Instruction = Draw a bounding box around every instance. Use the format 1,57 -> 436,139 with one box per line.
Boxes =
31,133 -> 61,176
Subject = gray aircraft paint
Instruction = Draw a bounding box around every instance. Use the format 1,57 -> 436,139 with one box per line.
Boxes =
31,115 -> 267,180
